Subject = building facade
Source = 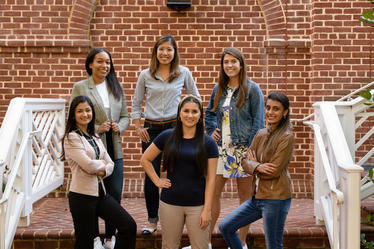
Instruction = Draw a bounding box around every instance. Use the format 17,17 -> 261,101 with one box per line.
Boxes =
0,0 -> 373,198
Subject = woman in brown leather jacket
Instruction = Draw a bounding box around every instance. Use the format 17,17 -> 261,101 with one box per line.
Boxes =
218,92 -> 294,249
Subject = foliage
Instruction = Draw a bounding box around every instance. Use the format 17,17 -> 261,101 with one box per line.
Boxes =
360,0 -> 374,27
367,213 -> 374,226
360,89 -> 374,108
361,233 -> 374,249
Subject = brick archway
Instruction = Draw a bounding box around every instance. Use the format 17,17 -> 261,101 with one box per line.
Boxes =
258,0 -> 287,40
68,0 -> 98,41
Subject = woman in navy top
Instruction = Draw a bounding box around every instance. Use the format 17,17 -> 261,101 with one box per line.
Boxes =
141,95 -> 218,249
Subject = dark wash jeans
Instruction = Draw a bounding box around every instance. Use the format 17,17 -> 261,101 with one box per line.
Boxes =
68,189 -> 136,249
219,197 -> 291,249
142,121 -> 174,223
102,158 -> 124,237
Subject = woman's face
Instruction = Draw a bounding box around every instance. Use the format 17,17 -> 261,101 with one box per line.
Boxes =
223,53 -> 241,80
265,99 -> 288,128
179,101 -> 201,129
89,52 -> 111,82
157,41 -> 175,66
74,102 -> 92,130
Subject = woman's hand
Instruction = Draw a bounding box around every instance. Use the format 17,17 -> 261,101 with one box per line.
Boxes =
199,209 -> 211,230
97,120 -> 111,133
247,149 -> 257,162
136,127 -> 150,143
155,178 -> 171,189
96,168 -> 106,177
256,163 -> 277,175
211,128 -> 221,143
111,121 -> 120,133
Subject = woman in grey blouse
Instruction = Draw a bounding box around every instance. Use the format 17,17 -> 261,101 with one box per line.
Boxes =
131,34 -> 200,234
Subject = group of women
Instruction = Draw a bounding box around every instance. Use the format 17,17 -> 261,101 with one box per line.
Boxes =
61,34 -> 295,249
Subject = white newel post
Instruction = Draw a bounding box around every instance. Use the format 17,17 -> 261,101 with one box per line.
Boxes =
313,104 -> 325,225
19,108 -> 32,227
339,164 -> 362,249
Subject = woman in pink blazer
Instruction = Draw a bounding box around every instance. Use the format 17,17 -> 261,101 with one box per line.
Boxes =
61,95 -> 136,249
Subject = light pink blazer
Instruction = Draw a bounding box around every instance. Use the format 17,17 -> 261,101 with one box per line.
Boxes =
64,131 -> 114,197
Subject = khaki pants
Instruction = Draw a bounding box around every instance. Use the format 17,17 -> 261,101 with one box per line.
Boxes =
159,201 -> 210,249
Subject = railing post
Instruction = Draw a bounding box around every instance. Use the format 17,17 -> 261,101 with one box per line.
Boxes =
340,164 -> 362,249
335,105 -> 356,161
314,129 -> 324,225
19,109 -> 32,227
313,104 -> 326,225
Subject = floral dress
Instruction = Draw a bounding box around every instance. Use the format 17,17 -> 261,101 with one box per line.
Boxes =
218,87 -> 248,178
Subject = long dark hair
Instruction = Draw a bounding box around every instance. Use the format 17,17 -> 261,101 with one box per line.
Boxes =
211,47 -> 248,111
264,92 -> 291,156
60,95 -> 97,161
149,34 -> 181,82
85,48 -> 122,101
162,95 -> 208,177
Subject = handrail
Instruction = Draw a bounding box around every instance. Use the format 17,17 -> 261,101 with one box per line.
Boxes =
305,121 -> 343,249
305,95 -> 365,249
291,80 -> 374,123
0,131 -> 35,249
0,98 -> 65,249
336,81 -> 374,102
0,131 -> 40,204
305,121 -> 344,204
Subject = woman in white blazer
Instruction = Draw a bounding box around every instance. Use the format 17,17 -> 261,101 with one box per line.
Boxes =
70,48 -> 129,249
61,95 -> 136,249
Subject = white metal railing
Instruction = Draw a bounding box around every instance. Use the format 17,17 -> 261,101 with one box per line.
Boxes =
298,87 -> 374,249
0,98 -> 65,249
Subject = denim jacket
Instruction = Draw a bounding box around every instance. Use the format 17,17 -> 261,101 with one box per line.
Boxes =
205,79 -> 264,147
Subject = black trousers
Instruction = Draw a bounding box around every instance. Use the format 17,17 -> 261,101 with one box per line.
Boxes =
68,190 -> 136,249
142,121 -> 174,223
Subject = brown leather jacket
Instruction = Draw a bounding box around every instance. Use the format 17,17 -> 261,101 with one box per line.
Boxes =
241,127 -> 294,200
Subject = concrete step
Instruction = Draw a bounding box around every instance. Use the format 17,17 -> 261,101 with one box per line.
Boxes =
11,197 -> 351,249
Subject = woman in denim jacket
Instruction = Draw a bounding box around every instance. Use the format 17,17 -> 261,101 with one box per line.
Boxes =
204,47 -> 264,249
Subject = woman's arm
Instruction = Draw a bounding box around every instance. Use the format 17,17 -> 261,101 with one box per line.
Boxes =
133,118 -> 150,143
256,133 -> 294,179
140,143 -> 171,188
97,137 -> 114,178
64,133 -> 107,175
131,71 -> 146,121
115,86 -> 130,134
200,157 -> 218,229
205,85 -> 218,136
241,131 -> 261,174
183,66 -> 201,99
248,81 -> 265,143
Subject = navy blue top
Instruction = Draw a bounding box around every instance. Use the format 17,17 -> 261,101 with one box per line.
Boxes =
153,129 -> 219,206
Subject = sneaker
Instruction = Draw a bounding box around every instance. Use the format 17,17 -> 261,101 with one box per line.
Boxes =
103,235 -> 116,249
94,237 -> 104,249
182,243 -> 212,249
228,243 -> 248,249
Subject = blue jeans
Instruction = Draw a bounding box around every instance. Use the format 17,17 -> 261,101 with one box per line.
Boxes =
219,197 -> 291,249
142,121 -> 174,223
102,158 -> 124,237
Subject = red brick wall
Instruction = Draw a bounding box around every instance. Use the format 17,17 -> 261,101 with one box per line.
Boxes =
0,0 -> 373,198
